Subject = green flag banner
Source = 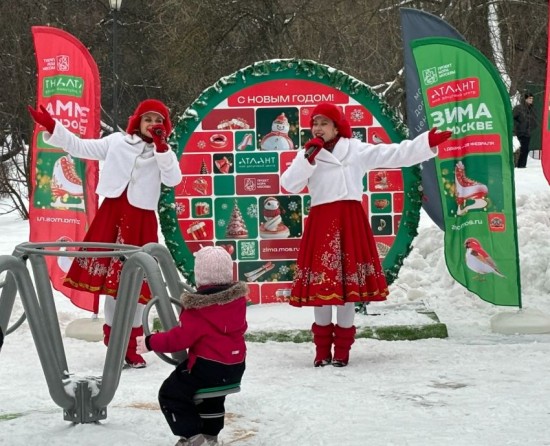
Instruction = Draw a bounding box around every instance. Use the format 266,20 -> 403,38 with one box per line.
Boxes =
411,37 -> 521,307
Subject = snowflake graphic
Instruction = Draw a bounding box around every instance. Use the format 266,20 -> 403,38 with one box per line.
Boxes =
279,265 -> 289,275
217,219 -> 226,227
288,201 -> 298,211
221,203 -> 228,210
175,202 -> 186,216
352,130 -> 364,141
350,109 -> 364,122
247,203 -> 258,218
197,140 -> 207,149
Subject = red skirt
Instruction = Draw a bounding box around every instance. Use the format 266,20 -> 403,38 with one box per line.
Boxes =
289,200 -> 388,307
63,191 -> 158,305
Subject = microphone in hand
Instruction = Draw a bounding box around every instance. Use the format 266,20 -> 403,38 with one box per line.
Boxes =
304,137 -> 325,163
150,124 -> 169,153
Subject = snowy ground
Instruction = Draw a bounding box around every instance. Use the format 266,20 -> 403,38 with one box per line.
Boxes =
2,158 -> 550,445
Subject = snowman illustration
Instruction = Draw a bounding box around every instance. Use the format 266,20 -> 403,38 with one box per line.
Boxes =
260,113 -> 294,151
259,197 -> 290,239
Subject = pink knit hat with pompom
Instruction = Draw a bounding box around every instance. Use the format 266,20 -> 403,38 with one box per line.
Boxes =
194,246 -> 233,287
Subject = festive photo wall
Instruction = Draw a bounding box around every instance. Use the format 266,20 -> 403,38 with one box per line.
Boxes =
160,59 -> 424,304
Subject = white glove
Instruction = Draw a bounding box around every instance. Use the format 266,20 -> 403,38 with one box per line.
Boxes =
136,335 -> 150,355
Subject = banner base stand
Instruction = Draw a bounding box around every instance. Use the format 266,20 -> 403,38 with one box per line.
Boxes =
65,317 -> 105,342
490,308 -> 550,334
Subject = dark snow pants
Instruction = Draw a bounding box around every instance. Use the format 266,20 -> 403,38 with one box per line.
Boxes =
158,357 -> 245,438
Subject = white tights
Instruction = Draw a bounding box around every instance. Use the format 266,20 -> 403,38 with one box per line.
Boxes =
104,295 -> 144,328
314,302 -> 355,328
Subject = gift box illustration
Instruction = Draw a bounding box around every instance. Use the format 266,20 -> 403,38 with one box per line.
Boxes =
187,221 -> 207,240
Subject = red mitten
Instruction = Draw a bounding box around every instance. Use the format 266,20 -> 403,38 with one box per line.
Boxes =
428,127 -> 452,148
28,105 -> 55,133
150,124 -> 170,152
304,137 -> 325,163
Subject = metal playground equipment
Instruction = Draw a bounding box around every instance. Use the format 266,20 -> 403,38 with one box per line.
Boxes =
0,241 -> 230,424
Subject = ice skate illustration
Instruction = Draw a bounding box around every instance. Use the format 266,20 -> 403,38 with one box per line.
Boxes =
454,161 -> 488,216
51,155 -> 85,210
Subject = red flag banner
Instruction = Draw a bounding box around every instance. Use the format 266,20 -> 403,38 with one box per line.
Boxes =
541,0 -> 550,184
30,26 -> 100,312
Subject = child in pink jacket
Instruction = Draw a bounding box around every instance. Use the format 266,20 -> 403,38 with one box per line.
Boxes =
137,246 -> 247,446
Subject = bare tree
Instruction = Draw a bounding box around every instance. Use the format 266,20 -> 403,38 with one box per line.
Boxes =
0,0 -> 547,218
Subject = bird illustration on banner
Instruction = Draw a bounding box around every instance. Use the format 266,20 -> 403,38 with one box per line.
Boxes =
464,237 -> 505,279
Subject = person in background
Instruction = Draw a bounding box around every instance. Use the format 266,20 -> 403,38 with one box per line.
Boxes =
513,92 -> 538,168
281,103 -> 451,367
136,246 -> 248,446
28,99 -> 182,368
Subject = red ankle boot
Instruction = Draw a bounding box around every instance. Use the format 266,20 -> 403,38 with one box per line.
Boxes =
333,325 -> 356,367
311,323 -> 334,367
125,326 -> 147,368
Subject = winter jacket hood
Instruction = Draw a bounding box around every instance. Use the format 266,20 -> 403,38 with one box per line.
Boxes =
148,281 -> 248,369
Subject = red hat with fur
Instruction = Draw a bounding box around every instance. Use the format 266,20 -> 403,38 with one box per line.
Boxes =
310,103 -> 352,138
126,99 -> 172,136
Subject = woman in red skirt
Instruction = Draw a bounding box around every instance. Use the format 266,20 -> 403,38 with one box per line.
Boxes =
29,99 -> 182,367
281,103 -> 451,367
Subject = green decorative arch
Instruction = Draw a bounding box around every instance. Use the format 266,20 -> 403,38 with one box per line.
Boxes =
159,59 -> 422,292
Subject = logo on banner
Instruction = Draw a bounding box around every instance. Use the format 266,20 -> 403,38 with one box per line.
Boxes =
423,67 -> 438,85
44,75 -> 84,97
57,55 -> 70,71
42,55 -> 70,72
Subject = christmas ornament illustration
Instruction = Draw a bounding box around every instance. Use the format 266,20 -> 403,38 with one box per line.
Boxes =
259,196 -> 290,239
260,113 -> 294,151
51,155 -> 85,210
225,200 -> 249,239
464,237 -> 504,278
215,156 -> 232,174
220,244 -> 235,255
454,161 -> 488,216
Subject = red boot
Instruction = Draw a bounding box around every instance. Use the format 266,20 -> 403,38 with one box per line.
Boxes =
311,323 -> 334,367
125,326 -> 147,368
333,325 -> 356,367
102,323 -> 111,348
